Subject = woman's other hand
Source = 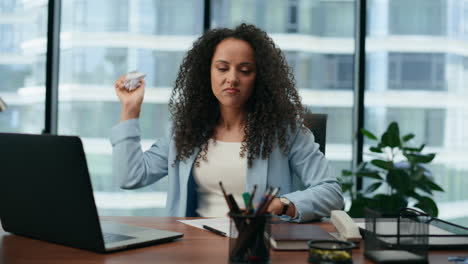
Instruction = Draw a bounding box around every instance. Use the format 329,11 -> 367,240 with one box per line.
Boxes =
114,75 -> 145,122
267,198 -> 296,218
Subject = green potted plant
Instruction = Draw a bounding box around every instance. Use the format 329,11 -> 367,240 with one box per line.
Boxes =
341,122 -> 444,217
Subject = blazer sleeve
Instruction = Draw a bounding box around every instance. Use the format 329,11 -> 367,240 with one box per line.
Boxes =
282,125 -> 344,222
110,118 -> 169,189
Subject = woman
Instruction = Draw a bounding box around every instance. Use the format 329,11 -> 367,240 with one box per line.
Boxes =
112,23 -> 343,222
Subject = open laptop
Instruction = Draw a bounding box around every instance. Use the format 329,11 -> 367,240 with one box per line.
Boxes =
0,132 -> 183,253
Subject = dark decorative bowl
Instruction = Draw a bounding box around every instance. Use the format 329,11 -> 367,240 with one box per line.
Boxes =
308,240 -> 355,264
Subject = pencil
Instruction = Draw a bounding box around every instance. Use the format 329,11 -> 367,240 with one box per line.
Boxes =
219,181 -> 233,212
258,187 -> 280,215
243,184 -> 257,215
228,194 -> 241,214
255,187 -> 272,215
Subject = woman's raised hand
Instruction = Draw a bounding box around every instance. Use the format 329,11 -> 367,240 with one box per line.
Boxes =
114,74 -> 145,122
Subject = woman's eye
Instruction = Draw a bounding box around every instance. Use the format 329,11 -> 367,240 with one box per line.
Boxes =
217,68 -> 228,72
240,69 -> 252,74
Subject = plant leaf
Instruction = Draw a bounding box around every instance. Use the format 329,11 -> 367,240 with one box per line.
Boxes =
361,128 -> 378,140
403,144 -> 426,153
420,176 -> 444,192
347,196 -> 370,218
357,161 -> 368,171
402,133 -> 415,142
410,167 -> 424,181
371,160 -> 393,170
416,184 -> 433,195
356,170 -> 383,180
424,180 -> 444,192
365,182 -> 382,193
406,190 -> 422,200
341,183 -> 353,193
406,153 -> 436,163
417,144 -> 426,152
403,147 -> 420,152
369,146 -> 383,153
381,122 -> 401,148
387,169 -> 411,192
342,170 -> 353,176
370,194 -> 408,214
414,196 -> 439,217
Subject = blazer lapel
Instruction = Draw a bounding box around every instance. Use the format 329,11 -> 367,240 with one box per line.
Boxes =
179,148 -> 199,215
180,150 -> 198,185
246,156 -> 269,205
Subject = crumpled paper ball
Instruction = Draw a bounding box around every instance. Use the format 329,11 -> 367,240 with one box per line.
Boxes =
124,71 -> 146,91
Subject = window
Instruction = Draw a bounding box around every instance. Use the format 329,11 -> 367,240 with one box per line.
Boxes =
211,0 -> 290,33
388,53 -> 446,91
286,0 -> 299,33
463,3 -> 468,38
310,106 -> 353,145
153,51 -> 186,87
321,54 -> 354,90
386,108 -> 445,147
286,53 -> 354,90
0,2 -> 47,134
153,0 -> 204,35
367,0 -> 468,226
73,0 -> 86,30
389,0 -> 446,35
0,0 -> 15,13
57,0 -> 203,216
0,65 -> 31,92
0,25 -> 14,53
109,0 -> 128,32
298,0 -> 354,37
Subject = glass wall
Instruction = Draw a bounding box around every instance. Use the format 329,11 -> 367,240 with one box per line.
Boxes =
57,0 -> 203,216
366,0 -> 468,226
2,0 -> 466,224
0,1 -> 47,133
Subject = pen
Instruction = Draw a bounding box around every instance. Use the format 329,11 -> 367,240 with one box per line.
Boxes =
244,184 -> 257,215
258,187 -> 280,215
202,225 -> 227,237
228,194 -> 241,214
219,181 -> 234,212
255,187 -> 272,214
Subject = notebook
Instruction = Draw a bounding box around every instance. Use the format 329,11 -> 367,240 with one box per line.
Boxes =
270,224 -> 336,250
0,132 -> 183,253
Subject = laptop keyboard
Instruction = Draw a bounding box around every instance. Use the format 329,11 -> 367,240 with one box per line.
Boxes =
102,232 -> 136,244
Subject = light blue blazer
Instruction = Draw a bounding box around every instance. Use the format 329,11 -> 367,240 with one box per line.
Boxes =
111,118 -> 344,222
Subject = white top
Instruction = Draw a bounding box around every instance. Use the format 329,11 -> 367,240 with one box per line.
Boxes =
193,139 -> 247,217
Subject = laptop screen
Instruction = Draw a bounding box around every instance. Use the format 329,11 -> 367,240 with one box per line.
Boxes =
0,133 -> 105,252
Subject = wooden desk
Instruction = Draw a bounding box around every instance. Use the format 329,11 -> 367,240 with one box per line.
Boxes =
0,216 -> 465,263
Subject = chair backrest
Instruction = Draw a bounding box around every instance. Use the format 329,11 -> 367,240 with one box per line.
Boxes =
303,113 -> 328,155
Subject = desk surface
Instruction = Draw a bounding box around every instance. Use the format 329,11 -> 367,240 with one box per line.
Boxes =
0,216 -> 465,264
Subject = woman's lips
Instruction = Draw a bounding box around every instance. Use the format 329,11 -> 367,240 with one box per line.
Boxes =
223,88 -> 240,93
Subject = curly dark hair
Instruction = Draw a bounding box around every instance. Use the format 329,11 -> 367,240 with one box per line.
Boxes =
169,23 -> 305,167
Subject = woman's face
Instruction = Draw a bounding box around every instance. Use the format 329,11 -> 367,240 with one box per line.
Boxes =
210,38 -> 256,110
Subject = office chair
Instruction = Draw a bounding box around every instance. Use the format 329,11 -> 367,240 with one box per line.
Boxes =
303,112 -> 327,155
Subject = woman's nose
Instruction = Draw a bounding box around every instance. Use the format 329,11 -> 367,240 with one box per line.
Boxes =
226,71 -> 239,86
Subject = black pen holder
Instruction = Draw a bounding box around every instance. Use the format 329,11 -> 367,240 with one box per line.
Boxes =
228,212 -> 272,264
